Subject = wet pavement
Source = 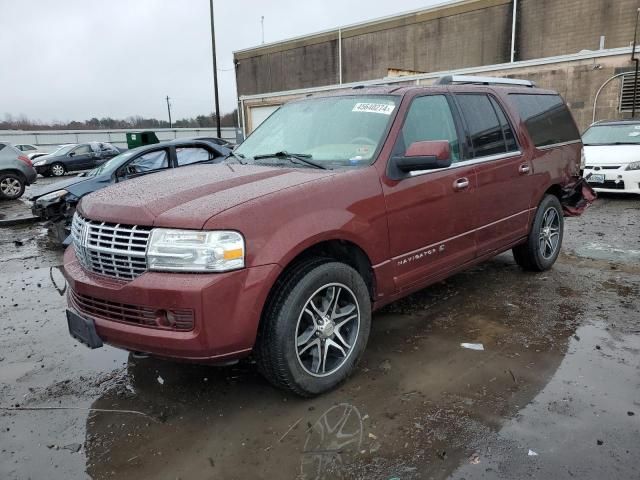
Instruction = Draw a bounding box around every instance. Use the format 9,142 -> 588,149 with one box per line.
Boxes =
1,194 -> 639,480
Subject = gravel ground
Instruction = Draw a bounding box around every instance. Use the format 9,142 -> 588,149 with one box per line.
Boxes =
0,193 -> 638,480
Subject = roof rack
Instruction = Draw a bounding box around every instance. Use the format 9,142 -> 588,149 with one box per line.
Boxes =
434,75 -> 536,88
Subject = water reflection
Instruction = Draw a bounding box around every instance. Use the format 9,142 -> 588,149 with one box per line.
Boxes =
83,257 -> 581,479
301,403 -> 364,480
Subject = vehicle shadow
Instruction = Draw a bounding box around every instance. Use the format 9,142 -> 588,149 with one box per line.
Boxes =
83,254 -> 583,480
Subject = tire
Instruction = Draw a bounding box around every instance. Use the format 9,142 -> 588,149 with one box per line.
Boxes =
513,194 -> 564,271
256,259 -> 371,397
50,163 -> 66,177
0,173 -> 26,200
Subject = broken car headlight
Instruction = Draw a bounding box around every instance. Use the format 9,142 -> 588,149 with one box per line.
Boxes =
626,161 -> 640,171
147,229 -> 245,273
37,189 -> 68,202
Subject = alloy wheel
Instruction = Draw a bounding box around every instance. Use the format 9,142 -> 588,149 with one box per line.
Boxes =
295,283 -> 360,377
539,206 -> 561,259
0,177 -> 22,198
51,164 -> 65,176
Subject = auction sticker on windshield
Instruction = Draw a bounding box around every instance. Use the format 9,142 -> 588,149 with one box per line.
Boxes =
352,103 -> 396,115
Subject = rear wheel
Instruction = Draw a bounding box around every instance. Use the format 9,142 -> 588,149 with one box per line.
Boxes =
256,259 -> 371,397
0,173 -> 25,200
50,163 -> 65,177
513,194 -> 564,271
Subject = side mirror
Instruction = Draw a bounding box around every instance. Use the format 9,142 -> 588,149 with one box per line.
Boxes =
69,152 -> 75,157
394,141 -> 452,174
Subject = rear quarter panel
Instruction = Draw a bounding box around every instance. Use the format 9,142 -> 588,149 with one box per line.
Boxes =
495,89 -> 582,208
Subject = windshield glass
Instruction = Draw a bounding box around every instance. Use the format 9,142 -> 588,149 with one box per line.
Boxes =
583,124 -> 640,145
235,95 -> 400,167
51,144 -> 75,156
86,150 -> 136,176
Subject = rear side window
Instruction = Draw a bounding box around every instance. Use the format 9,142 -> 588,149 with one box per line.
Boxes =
489,97 -> 518,152
456,94 -> 510,158
0,144 -> 5,152
510,94 -> 580,147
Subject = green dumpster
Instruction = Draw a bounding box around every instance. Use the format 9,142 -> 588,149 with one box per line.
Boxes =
126,131 -> 159,149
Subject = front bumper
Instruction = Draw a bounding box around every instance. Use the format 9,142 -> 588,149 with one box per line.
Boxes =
62,247 -> 282,362
584,167 -> 640,194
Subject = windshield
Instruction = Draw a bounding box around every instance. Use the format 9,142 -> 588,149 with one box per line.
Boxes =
583,124 -> 640,145
235,95 -> 400,167
51,144 -> 75,156
86,150 -> 136,176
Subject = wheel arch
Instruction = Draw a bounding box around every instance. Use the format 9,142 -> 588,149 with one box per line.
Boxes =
0,169 -> 27,182
276,238 -> 376,301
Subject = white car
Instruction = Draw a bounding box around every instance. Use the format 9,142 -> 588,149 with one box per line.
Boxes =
583,120 -> 640,194
13,143 -> 53,161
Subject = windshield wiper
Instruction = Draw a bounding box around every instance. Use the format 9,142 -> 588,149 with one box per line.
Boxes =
253,151 -> 328,170
226,151 -> 247,165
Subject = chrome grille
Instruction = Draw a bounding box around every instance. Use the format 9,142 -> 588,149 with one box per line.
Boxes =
71,213 -> 152,280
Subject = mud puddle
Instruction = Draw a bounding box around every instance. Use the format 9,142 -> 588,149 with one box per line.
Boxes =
0,197 -> 639,480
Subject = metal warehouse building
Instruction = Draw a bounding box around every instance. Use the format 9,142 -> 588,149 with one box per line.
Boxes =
234,0 -> 640,134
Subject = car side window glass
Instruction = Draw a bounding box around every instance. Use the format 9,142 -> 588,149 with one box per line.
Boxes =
126,150 -> 169,175
175,147 -> 216,166
393,95 -> 460,161
456,94 -> 507,158
73,145 -> 92,155
489,97 -> 518,152
510,94 -> 581,147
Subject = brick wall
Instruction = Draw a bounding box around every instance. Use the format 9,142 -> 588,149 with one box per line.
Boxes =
517,0 -> 638,60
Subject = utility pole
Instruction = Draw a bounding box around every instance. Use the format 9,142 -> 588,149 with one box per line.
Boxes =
209,0 -> 221,138
166,95 -> 172,128
261,16 -> 265,44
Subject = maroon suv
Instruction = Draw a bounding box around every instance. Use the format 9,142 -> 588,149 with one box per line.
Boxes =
63,76 -> 591,396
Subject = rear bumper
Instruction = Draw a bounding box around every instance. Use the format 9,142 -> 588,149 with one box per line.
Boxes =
62,247 -> 282,362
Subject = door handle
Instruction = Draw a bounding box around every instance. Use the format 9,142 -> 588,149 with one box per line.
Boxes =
519,163 -> 531,174
453,177 -> 470,191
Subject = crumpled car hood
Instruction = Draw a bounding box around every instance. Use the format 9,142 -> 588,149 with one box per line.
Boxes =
78,163 -> 335,229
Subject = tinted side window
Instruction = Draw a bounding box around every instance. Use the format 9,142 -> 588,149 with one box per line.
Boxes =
510,94 -> 580,147
489,97 -> 518,152
394,95 -> 460,161
456,94 -> 506,157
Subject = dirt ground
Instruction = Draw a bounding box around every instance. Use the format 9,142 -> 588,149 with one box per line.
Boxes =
0,190 -> 638,480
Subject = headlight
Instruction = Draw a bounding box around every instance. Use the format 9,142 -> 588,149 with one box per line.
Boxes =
626,161 -> 640,171
37,189 -> 68,202
33,160 -> 46,167
147,229 -> 245,272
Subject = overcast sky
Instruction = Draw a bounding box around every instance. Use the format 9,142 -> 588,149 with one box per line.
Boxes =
0,0 -> 442,123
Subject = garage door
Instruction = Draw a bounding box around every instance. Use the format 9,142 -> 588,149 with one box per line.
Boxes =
249,105 -> 281,132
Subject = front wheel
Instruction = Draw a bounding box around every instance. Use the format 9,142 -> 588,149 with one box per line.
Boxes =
256,259 -> 371,397
50,163 -> 66,177
513,194 -> 564,271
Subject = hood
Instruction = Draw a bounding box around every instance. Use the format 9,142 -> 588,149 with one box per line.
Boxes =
583,145 -> 640,165
28,175 -> 88,200
79,163 -> 336,229
32,153 -> 61,164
